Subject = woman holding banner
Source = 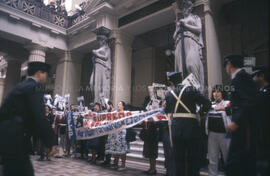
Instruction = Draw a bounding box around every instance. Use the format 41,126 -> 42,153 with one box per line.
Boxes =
105,101 -> 128,170
87,103 -> 102,164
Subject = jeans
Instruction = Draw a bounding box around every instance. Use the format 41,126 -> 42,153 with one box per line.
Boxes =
59,134 -> 67,153
208,131 -> 230,176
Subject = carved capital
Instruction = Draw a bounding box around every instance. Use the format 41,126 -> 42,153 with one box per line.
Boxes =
201,0 -> 212,14
25,43 -> 47,62
111,30 -> 134,46
94,26 -> 111,38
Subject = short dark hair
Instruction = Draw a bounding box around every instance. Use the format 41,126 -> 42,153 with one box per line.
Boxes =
94,102 -> 101,109
119,101 -> 126,110
45,105 -> 51,111
224,54 -> 244,68
107,101 -> 113,106
211,84 -> 228,101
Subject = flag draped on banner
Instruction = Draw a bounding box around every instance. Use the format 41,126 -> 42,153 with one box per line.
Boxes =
66,112 -> 76,142
65,108 -> 167,140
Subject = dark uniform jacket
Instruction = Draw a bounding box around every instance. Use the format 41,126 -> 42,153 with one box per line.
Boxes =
165,85 -> 211,139
228,69 -> 258,152
0,78 -> 56,155
257,84 -> 270,158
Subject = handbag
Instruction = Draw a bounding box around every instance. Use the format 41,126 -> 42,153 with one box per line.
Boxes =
126,128 -> 137,142
139,128 -> 147,141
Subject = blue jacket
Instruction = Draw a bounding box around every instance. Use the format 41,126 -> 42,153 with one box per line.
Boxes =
0,78 -> 56,155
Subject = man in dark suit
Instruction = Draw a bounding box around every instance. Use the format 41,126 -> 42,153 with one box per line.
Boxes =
165,72 -> 211,176
252,65 -> 269,176
224,55 -> 258,176
0,62 -> 57,176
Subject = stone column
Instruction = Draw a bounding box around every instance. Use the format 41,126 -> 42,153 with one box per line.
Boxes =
203,0 -> 222,92
111,30 -> 134,105
27,44 -> 46,62
0,78 -> 4,104
54,51 -> 82,104
3,56 -> 22,97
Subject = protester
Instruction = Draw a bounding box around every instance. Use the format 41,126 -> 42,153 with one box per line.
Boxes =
60,5 -> 67,16
78,111 -> 88,159
224,54 -> 258,176
105,101 -> 128,170
54,109 -> 67,157
39,105 -> 54,161
66,105 -> 77,157
47,1 -> 55,12
252,65 -> 270,176
55,0 -> 61,13
101,101 -> 114,166
206,85 -> 231,176
0,62 -> 57,176
87,103 -> 102,164
141,120 -> 159,175
51,107 -> 56,129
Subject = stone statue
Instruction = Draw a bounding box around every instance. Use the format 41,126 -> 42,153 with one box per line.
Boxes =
90,34 -> 111,103
174,0 -> 205,89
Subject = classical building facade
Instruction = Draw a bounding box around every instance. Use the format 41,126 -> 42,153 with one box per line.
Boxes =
0,0 -> 268,107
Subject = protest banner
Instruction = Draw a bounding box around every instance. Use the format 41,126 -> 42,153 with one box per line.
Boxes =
65,109 -> 167,140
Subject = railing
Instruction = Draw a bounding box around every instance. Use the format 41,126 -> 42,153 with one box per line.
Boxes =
70,12 -> 88,26
1,0 -> 72,28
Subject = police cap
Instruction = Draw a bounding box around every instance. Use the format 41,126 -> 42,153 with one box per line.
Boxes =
167,72 -> 182,85
223,54 -> 244,68
252,65 -> 269,81
27,61 -> 51,76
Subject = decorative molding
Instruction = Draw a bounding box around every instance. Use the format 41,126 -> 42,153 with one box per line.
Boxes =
0,2 -> 67,35
31,22 -> 41,28
84,0 -> 106,15
67,18 -> 96,35
9,14 -> 20,20
118,0 -> 159,19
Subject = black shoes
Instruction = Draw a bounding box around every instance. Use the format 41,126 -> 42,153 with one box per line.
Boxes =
144,169 -> 157,175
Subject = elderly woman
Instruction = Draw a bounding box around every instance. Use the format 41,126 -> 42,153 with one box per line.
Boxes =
105,101 -> 128,170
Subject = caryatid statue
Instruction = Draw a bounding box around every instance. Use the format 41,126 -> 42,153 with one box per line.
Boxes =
174,0 -> 205,89
90,28 -> 111,103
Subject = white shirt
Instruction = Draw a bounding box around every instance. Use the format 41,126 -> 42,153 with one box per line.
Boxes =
231,68 -> 242,80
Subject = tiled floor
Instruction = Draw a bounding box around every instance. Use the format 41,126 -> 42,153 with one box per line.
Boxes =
31,156 -> 224,176
31,156 -> 165,176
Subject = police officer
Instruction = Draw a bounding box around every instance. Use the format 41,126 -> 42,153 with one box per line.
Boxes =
0,62 -> 57,176
165,72 -> 211,176
252,65 -> 269,176
224,55 -> 258,176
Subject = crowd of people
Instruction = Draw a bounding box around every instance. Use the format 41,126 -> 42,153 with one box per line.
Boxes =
33,0 -> 86,24
0,55 -> 269,176
30,100 -> 137,172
